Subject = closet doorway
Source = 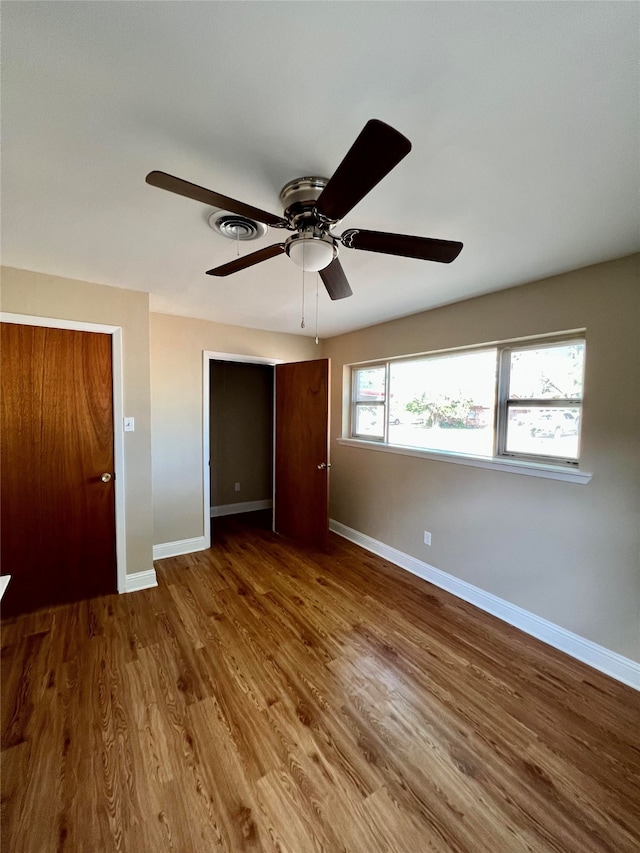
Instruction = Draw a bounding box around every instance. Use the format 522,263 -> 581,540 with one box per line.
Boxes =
202,352 -> 330,549
208,358 -> 274,529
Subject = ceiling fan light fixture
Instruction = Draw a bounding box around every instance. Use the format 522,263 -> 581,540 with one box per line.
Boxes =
285,232 -> 336,271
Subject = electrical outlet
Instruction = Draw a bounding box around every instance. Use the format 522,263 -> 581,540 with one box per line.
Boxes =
234,482 -> 241,492
423,531 -> 432,546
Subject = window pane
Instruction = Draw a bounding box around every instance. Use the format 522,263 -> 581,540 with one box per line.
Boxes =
387,350 -> 497,456
508,342 -> 585,400
505,406 -> 580,459
355,366 -> 385,402
354,404 -> 384,438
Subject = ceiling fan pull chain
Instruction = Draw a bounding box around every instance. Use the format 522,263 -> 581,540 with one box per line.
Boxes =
300,254 -> 306,329
315,273 -> 319,344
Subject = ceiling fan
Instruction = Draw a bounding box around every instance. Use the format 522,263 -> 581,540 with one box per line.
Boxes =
146,119 -> 463,300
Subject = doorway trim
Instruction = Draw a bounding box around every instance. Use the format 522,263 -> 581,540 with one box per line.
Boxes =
1,312 -> 128,592
202,350 -> 283,549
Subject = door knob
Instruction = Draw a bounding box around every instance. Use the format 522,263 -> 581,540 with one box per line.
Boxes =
100,473 -> 112,483
317,463 -> 332,470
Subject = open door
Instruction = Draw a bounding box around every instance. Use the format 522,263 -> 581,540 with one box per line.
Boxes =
274,358 -> 330,549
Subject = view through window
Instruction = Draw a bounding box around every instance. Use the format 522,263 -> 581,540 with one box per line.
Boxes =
502,341 -> 585,461
388,350 -> 497,456
351,337 -> 585,465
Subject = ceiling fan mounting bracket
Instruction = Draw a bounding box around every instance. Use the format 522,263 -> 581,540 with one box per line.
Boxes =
340,229 -> 359,249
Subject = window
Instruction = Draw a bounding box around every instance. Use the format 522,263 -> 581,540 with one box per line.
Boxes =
352,365 -> 386,439
350,335 -> 585,466
498,340 -> 585,462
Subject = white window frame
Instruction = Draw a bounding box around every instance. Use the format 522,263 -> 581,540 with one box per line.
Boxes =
496,336 -> 584,467
351,362 -> 389,442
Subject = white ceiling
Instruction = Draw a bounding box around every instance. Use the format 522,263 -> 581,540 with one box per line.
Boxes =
2,2 -> 638,338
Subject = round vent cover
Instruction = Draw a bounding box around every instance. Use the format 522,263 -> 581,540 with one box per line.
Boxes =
207,212 -> 267,241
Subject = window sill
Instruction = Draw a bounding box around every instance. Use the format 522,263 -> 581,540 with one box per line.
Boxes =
336,438 -> 592,484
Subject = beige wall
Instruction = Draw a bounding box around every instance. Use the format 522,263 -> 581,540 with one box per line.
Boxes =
210,361 -> 273,507
0,266 -> 153,576
324,255 -> 640,661
150,312 -> 318,545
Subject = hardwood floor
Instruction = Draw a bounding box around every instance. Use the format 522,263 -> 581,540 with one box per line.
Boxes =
2,514 -> 639,852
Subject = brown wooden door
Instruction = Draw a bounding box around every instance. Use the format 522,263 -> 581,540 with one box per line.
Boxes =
274,358 -> 330,549
1,323 -> 117,616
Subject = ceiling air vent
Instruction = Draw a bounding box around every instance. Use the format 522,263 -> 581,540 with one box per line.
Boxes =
207,212 -> 267,241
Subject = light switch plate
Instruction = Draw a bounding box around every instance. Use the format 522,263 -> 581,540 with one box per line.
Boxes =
123,417 -> 135,432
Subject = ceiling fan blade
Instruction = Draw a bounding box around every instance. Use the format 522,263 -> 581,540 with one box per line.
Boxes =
319,258 -> 353,300
315,120 -> 412,221
341,229 -> 463,264
206,243 -> 285,276
146,171 -> 288,228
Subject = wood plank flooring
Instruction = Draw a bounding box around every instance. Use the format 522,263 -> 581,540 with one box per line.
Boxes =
2,513 -> 639,852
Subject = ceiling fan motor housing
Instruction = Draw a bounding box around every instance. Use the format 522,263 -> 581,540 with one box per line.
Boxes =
279,176 -> 328,212
279,176 -> 339,229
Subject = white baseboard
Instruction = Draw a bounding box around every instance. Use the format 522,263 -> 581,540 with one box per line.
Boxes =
330,520 -> 640,691
124,569 -> 158,593
211,499 -> 272,518
153,535 -> 208,560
